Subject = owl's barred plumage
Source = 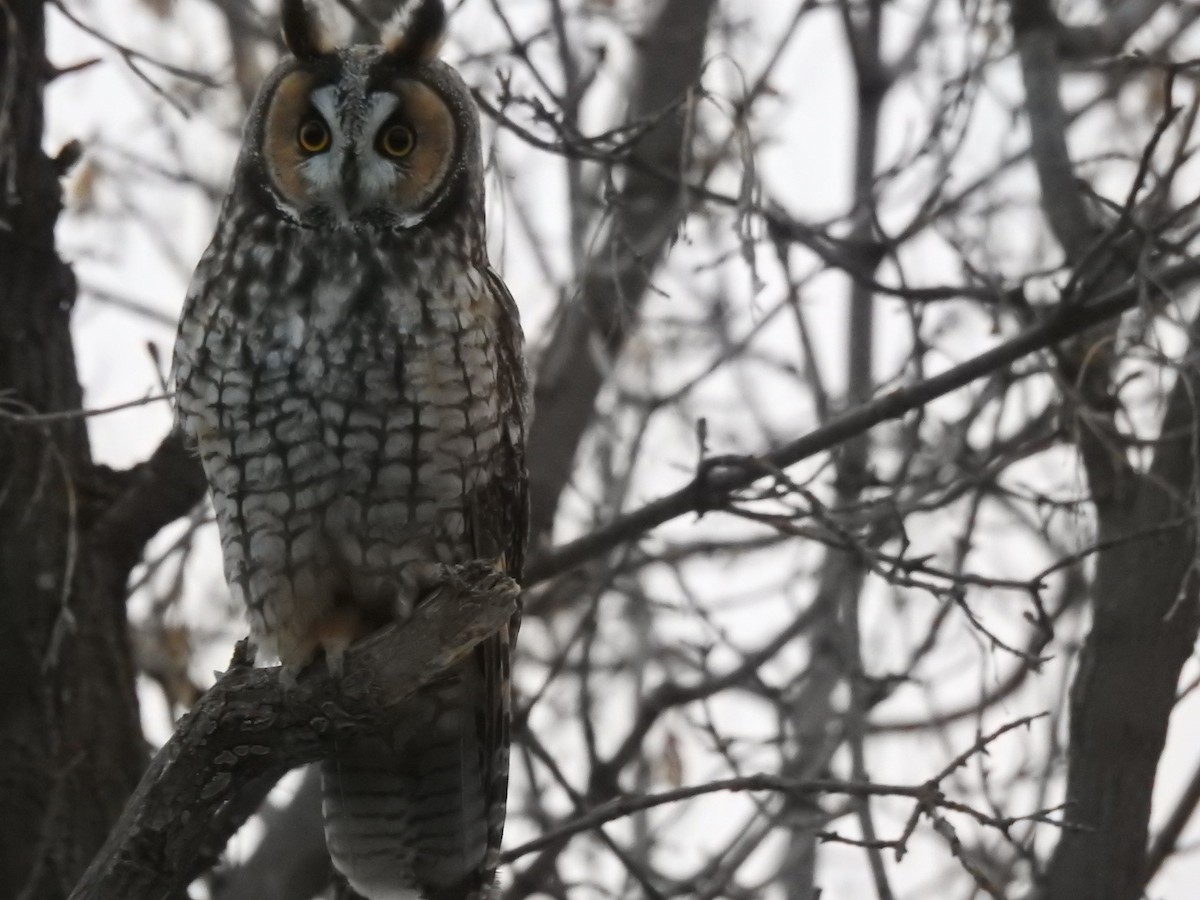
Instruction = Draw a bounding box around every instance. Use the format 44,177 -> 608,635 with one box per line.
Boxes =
172,3 -> 527,898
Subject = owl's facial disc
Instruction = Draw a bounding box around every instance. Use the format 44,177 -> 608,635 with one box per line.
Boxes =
263,69 -> 458,227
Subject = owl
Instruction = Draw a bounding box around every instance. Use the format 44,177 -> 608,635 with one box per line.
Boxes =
171,1 -> 528,898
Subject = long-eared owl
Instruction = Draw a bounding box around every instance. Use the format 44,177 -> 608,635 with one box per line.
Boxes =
172,1 -> 528,898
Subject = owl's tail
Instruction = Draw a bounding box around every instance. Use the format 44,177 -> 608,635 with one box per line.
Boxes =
322,637 -> 510,900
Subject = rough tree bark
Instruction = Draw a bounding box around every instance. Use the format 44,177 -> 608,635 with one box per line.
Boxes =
0,4 -> 206,899
0,3 -> 141,896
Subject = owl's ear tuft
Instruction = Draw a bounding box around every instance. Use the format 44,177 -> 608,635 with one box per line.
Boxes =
282,0 -> 336,60
381,0 -> 446,63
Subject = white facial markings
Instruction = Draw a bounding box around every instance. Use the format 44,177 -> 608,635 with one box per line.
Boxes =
365,92 -> 401,138
298,85 -> 345,205
359,93 -> 405,200
297,86 -> 409,217
289,76 -> 435,227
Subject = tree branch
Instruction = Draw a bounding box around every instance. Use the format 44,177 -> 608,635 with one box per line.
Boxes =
1012,0 -> 1096,260
91,429 -> 208,576
1144,745 -> 1200,890
68,563 -> 520,900
209,767 -> 330,900
1059,0 -> 1170,61
526,255 -> 1200,584
525,0 -> 717,542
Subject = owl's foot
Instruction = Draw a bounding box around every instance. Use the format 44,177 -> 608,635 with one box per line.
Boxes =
279,663 -> 305,690
398,561 -> 455,619
321,644 -> 347,680
393,592 -> 415,621
313,608 -> 365,680
229,637 -> 257,669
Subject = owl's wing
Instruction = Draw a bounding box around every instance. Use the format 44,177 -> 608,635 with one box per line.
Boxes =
462,267 -> 529,890
468,266 -> 529,580
170,242 -> 225,439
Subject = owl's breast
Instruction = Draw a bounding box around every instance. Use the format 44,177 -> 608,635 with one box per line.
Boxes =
178,272 -> 504,548
174,271 -> 508,662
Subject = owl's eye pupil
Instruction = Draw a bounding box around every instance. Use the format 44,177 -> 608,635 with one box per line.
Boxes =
297,117 -> 330,154
380,124 -> 416,159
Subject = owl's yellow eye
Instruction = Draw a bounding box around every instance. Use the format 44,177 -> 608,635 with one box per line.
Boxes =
297,117 -> 330,154
379,123 -> 416,159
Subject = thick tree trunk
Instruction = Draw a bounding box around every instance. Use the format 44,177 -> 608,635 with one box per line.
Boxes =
1011,2 -> 1200,895
0,4 -> 144,897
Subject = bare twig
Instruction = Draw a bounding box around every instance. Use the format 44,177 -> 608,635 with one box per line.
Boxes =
527,255 -> 1200,584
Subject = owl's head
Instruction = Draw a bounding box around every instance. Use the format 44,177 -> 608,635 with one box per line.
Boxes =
241,0 -> 480,232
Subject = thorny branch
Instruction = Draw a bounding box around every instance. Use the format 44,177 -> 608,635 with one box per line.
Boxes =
504,714 -> 1049,866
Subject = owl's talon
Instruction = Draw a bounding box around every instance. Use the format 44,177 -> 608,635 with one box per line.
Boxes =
230,637 -> 257,669
394,592 -> 416,621
279,663 -> 305,690
317,625 -> 356,680
403,562 -> 455,617
324,646 -> 346,680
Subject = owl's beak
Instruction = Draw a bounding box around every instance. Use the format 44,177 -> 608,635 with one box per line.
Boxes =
337,152 -> 362,223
